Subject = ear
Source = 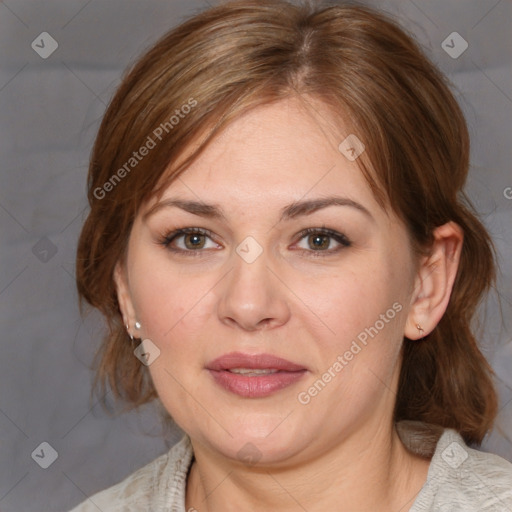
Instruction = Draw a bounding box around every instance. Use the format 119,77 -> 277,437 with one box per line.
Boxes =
113,261 -> 137,335
405,221 -> 463,340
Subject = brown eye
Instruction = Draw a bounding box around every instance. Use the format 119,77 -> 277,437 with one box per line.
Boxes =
183,233 -> 206,250
307,234 -> 331,250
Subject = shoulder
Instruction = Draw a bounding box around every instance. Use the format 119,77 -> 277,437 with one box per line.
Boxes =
411,428 -> 512,512
68,435 -> 193,512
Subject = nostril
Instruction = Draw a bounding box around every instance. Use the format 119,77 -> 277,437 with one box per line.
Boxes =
221,315 -> 275,332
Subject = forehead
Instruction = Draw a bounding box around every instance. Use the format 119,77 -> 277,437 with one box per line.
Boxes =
144,97 -> 381,215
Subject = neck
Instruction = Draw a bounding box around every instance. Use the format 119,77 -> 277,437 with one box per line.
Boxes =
185,419 -> 430,512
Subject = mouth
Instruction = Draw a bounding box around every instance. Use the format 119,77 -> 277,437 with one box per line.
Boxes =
227,368 -> 280,376
206,352 -> 308,398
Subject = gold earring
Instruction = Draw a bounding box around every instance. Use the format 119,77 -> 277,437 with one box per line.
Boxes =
416,324 -> 424,337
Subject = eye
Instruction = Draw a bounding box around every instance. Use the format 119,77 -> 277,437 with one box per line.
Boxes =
294,228 -> 351,254
160,228 -> 221,254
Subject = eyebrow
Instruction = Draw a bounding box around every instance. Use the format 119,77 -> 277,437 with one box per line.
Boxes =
144,199 -> 228,221
280,196 -> 373,221
144,196 -> 373,222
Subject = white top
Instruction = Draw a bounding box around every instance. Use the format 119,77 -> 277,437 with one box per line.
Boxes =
69,423 -> 512,511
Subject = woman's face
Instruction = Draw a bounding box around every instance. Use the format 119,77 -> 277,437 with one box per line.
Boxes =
116,97 -> 419,466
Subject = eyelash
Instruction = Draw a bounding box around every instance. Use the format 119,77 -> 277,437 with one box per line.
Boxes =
159,227 -> 352,257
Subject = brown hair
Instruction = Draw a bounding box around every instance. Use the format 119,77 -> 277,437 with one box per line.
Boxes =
76,0 -> 498,445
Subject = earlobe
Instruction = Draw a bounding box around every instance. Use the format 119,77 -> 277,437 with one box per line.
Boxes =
405,221 -> 463,340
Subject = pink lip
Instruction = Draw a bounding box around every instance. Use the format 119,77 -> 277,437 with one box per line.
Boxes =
207,352 -> 306,372
207,352 -> 308,398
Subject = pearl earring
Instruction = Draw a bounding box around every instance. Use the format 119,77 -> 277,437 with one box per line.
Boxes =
135,321 -> 141,330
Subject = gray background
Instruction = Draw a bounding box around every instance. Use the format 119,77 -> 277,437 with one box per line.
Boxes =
0,1 -> 510,511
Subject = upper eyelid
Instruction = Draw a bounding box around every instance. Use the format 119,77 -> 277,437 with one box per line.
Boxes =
163,227 -> 217,244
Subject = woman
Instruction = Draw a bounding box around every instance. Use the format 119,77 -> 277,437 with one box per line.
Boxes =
71,1 -> 512,510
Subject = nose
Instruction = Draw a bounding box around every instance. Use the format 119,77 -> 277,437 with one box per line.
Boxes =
216,249 -> 291,331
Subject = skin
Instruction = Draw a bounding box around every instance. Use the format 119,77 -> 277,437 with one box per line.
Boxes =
115,96 -> 463,511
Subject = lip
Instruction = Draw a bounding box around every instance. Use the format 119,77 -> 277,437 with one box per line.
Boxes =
207,352 -> 307,372
207,352 -> 308,398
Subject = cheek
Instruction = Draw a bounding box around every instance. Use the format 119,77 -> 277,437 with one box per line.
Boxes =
297,261 -> 404,344
298,280 -> 406,422
297,257 -> 408,389
129,256 -> 216,342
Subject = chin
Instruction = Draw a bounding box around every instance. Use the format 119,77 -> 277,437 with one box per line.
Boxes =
202,415 -> 313,466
